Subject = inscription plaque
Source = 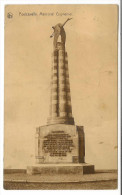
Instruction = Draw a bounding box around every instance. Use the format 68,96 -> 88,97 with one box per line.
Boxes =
43,131 -> 74,157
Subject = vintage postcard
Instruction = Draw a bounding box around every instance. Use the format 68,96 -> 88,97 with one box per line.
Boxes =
3,4 -> 118,190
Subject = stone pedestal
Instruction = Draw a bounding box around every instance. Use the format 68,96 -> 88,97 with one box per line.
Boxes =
35,124 -> 85,164
27,163 -> 94,175
27,124 -> 94,175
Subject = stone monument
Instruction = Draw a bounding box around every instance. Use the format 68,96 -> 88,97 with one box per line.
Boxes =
27,19 -> 94,175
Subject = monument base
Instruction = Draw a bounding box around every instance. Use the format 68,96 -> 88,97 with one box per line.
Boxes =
35,124 -> 85,164
31,124 -> 95,176
27,163 -> 94,175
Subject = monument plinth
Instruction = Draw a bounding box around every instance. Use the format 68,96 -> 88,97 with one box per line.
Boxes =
27,18 -> 94,175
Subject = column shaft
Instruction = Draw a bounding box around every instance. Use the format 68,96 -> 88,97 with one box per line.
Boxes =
58,49 -> 67,117
47,42 -> 74,125
50,50 -> 58,117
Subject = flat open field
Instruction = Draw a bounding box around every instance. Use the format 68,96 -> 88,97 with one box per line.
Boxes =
4,180 -> 117,190
4,170 -> 117,190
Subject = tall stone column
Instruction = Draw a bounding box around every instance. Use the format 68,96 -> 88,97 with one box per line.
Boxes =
65,52 -> 73,118
58,48 -> 67,117
47,42 -> 74,125
27,20 -> 95,174
50,50 -> 58,118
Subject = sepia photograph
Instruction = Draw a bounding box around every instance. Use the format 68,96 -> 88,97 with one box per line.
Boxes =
3,3 -> 118,190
